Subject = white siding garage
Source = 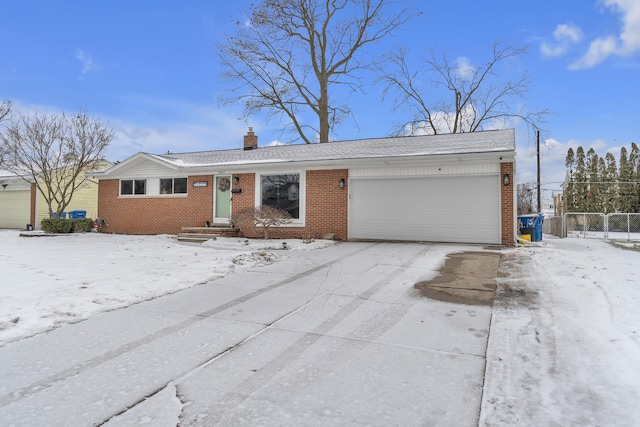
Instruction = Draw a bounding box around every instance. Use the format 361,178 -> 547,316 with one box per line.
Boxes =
349,175 -> 500,244
0,189 -> 31,229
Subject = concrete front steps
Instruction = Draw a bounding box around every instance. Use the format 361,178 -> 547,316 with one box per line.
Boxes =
176,225 -> 239,243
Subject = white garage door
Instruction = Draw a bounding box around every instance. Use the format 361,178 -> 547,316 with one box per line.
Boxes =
0,190 -> 31,229
349,175 -> 500,244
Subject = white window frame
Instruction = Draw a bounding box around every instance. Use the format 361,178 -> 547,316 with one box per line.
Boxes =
255,171 -> 305,226
159,177 -> 188,195
119,179 -> 147,196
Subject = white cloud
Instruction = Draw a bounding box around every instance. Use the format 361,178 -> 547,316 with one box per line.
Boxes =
543,137 -> 562,149
541,23 -> 584,58
606,0 -> 640,53
454,57 -> 475,80
569,36 -> 619,70
106,108 -> 248,161
570,0 -> 640,69
401,103 -> 521,136
76,50 -> 102,75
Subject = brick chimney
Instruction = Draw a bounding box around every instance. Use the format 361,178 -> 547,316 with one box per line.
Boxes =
244,127 -> 258,150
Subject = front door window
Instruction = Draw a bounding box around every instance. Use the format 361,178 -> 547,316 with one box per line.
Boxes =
215,176 -> 231,221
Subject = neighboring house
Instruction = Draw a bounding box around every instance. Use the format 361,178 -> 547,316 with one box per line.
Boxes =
90,129 -> 517,245
0,163 -> 108,229
34,163 -> 109,225
553,191 -> 565,217
0,172 -> 36,229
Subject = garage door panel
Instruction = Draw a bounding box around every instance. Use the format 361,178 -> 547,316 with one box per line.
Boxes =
349,176 -> 499,244
0,190 -> 32,229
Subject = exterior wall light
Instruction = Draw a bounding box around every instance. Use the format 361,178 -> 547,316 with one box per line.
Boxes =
339,178 -> 345,189
233,176 -> 240,185
503,173 -> 510,186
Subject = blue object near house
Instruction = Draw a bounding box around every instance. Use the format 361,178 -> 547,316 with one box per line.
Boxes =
518,213 -> 544,241
69,210 -> 87,219
52,212 -> 67,219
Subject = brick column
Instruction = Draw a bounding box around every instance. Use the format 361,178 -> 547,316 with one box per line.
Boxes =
500,163 -> 515,246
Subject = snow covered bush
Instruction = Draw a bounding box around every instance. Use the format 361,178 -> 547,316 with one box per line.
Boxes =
231,205 -> 293,239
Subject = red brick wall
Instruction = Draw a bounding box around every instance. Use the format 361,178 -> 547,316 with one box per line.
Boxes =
98,166 -> 507,243
98,176 -> 213,234
305,169 -> 348,240
230,173 -> 256,215
231,169 -> 349,240
98,170 -> 349,239
500,162 -> 515,246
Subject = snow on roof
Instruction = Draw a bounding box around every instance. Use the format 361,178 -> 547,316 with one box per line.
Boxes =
153,129 -> 515,168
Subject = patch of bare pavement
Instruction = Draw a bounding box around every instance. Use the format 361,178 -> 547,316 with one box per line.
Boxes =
414,251 -> 501,306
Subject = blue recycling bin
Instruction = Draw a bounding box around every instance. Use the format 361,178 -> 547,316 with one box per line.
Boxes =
518,214 -> 544,241
52,212 -> 67,219
69,210 -> 87,219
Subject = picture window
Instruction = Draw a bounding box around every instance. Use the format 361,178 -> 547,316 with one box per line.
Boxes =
260,174 -> 300,219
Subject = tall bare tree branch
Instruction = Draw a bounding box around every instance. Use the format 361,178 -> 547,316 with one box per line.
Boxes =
218,0 -> 414,143
379,41 -> 549,136
0,111 -> 114,218
0,100 -> 12,166
0,100 -> 10,124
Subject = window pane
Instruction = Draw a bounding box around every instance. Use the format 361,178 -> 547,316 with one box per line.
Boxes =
160,179 -> 172,194
260,174 -> 299,219
121,180 -> 133,195
134,179 -> 146,195
174,178 -> 188,194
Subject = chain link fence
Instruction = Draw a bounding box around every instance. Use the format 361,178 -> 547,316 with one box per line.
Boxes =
565,213 -> 606,239
607,213 -> 640,240
563,213 -> 640,240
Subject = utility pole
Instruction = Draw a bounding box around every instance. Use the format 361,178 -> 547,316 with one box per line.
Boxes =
537,130 -> 541,213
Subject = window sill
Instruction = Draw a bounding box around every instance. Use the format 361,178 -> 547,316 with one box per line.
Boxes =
118,194 -> 188,198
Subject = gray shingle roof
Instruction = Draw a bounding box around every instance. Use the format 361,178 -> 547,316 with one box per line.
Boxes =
152,129 -> 515,167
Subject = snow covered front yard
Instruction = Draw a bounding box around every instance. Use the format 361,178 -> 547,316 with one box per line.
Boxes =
1,230 -> 639,425
0,230 -> 334,346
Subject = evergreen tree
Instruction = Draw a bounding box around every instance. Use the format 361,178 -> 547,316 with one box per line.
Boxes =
629,143 -> 639,212
605,152 -> 618,213
574,146 -> 587,211
597,157 -> 607,213
619,147 -> 631,212
585,148 -> 599,212
565,147 -> 576,211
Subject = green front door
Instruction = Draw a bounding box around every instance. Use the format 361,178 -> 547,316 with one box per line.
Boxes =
214,175 -> 231,222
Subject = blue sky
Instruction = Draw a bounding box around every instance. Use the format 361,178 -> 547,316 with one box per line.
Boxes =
2,0 -> 639,199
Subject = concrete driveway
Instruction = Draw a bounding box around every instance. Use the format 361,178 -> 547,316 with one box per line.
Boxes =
0,242 -> 500,426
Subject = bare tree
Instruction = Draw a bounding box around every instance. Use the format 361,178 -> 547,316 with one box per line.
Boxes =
232,205 -> 293,239
218,0 -> 413,144
0,111 -> 114,218
0,100 -> 12,166
517,182 -> 535,215
380,41 -> 548,135
0,100 -> 10,123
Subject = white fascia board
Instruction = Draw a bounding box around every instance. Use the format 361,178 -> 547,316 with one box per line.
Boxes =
87,152 -> 179,178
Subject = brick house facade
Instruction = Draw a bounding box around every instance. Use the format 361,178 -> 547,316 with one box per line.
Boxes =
91,129 -> 516,246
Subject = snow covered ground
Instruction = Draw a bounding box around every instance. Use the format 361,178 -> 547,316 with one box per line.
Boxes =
0,230 -> 334,346
1,229 -> 639,425
481,236 -> 640,426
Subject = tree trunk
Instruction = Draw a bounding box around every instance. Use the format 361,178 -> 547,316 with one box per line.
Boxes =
318,84 -> 329,143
